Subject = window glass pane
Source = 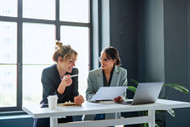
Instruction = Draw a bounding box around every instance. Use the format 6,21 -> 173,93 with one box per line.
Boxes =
0,0 -> 17,17
0,65 -> 17,107
23,23 -> 55,105
23,23 -> 55,64
61,26 -> 89,94
23,0 -> 55,20
23,65 -> 48,105
0,21 -> 17,64
60,0 -> 89,23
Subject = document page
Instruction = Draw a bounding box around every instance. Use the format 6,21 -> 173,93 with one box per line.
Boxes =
90,86 -> 127,101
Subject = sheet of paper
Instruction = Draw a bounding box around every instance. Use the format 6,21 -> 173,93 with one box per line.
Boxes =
90,86 -> 127,101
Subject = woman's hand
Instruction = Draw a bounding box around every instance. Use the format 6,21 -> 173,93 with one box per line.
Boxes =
74,95 -> 84,106
114,96 -> 123,103
61,75 -> 72,87
57,75 -> 72,94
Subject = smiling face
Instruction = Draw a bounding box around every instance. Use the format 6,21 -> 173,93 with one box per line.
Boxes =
100,52 -> 116,71
59,54 -> 77,73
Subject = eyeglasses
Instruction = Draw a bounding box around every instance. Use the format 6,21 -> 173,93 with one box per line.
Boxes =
99,57 -> 110,62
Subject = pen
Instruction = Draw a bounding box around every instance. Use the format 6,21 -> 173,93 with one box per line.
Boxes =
70,74 -> 78,78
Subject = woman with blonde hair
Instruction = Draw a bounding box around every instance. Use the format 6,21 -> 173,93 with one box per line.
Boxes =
33,41 -> 84,127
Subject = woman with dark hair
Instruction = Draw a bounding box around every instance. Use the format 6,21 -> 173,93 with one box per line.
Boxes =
33,41 -> 84,127
84,46 -> 128,120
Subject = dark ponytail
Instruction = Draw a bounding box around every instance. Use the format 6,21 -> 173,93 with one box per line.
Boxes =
102,46 -> 121,66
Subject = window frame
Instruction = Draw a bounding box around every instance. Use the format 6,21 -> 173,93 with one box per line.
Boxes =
0,0 -> 92,113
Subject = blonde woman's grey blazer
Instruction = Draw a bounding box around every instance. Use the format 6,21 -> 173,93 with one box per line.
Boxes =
83,66 -> 128,120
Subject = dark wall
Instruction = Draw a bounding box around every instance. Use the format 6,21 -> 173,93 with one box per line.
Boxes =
164,0 -> 189,100
164,0 -> 190,126
110,0 -> 138,83
143,0 -> 165,82
109,0 -> 190,127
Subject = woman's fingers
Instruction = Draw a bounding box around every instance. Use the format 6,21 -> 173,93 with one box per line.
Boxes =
114,96 -> 123,103
74,95 -> 84,105
62,75 -> 72,86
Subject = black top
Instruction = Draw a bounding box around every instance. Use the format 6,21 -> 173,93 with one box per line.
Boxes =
102,66 -> 114,86
40,64 -> 79,105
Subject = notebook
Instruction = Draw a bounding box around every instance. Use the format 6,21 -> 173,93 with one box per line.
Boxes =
124,82 -> 163,105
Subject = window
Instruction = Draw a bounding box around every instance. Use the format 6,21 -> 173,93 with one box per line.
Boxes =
60,26 -> 89,92
0,0 -> 91,111
22,23 -> 55,106
0,21 -> 17,108
60,0 -> 89,23
0,0 -> 17,17
23,0 -> 55,20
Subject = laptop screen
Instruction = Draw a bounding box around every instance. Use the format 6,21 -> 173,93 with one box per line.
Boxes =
131,82 -> 163,105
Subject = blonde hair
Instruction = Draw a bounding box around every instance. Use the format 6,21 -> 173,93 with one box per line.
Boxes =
52,41 -> 77,62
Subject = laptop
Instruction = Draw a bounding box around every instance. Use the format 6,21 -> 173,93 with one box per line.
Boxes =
124,82 -> 163,105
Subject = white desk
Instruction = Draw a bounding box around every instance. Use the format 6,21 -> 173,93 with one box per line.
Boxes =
22,99 -> 190,127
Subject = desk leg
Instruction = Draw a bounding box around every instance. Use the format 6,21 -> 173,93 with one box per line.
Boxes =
148,110 -> 155,127
50,117 -> 58,127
